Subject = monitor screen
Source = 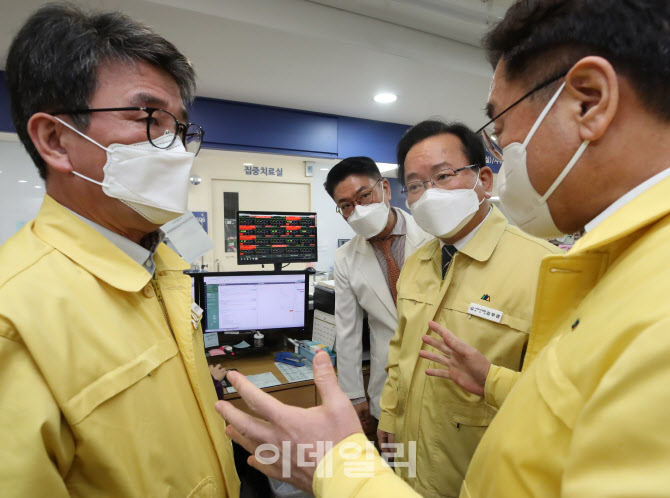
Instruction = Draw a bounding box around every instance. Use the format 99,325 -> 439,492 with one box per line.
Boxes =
237,211 -> 317,265
202,271 -> 307,334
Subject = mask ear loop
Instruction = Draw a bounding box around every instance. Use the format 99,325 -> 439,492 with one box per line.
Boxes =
53,116 -> 110,187
540,140 -> 589,202
522,82 -> 566,148
516,80 -> 590,202
54,117 -> 110,151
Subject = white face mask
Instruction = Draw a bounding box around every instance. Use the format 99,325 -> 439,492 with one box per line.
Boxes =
408,169 -> 485,239
498,81 -> 590,239
346,184 -> 390,239
55,117 -> 195,225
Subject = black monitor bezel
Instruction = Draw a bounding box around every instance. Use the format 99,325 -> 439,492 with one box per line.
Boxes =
236,210 -> 318,266
200,270 -> 309,335
184,271 -> 203,307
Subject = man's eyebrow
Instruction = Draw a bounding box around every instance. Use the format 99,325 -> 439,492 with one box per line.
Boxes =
485,102 -> 496,121
404,162 -> 451,182
129,93 -> 188,121
430,161 -> 452,171
335,184 -> 375,204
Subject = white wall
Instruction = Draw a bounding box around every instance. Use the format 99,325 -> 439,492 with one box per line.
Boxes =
0,134 -> 44,245
188,152 -> 357,274
310,161 -> 356,273
0,134 -> 357,275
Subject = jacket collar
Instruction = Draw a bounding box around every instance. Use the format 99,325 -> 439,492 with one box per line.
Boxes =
416,204 -> 508,263
32,195 -> 185,292
571,176 -> 670,255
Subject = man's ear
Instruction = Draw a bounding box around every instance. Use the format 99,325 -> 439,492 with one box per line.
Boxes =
479,166 -> 493,198
382,178 -> 392,202
26,113 -> 75,174
565,56 -> 619,142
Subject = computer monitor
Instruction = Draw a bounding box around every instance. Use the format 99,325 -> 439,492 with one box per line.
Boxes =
237,211 -> 317,267
201,271 -> 308,335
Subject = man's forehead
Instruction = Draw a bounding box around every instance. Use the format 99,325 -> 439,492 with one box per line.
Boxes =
334,175 -> 378,201
96,60 -> 187,119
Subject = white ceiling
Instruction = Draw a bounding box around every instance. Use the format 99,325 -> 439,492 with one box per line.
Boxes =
0,0 -> 515,129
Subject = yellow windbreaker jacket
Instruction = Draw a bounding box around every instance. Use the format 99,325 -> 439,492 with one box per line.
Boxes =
461,175 -> 670,497
314,176 -> 670,498
0,196 -> 240,497
377,206 -> 561,498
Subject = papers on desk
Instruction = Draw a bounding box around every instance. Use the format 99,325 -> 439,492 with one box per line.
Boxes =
226,372 -> 281,394
312,310 -> 336,349
275,361 -> 314,383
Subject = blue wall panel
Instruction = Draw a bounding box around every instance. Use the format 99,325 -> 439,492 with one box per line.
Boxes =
337,116 -> 409,165
388,178 -> 409,213
0,74 -> 14,133
0,70 -> 409,163
189,98 -> 339,156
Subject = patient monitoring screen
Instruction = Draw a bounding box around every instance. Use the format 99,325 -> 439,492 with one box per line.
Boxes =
203,273 -> 306,333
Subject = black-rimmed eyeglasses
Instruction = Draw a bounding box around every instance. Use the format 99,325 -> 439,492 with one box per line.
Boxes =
336,179 -> 382,218
476,72 -> 567,161
50,107 -> 205,156
401,165 -> 478,197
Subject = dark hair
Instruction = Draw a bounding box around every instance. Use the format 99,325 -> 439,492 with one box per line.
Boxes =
396,120 -> 485,187
324,156 -> 381,197
484,0 -> 670,121
5,2 -> 197,179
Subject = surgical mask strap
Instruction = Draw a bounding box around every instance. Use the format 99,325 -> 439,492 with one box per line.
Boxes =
54,116 -> 110,152
516,80 -> 589,202
53,117 -> 111,187
539,140 -> 590,202
72,170 -> 106,186
473,169 -> 486,206
522,82 -> 566,148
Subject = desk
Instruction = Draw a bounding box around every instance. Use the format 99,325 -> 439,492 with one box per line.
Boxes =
221,350 -> 370,416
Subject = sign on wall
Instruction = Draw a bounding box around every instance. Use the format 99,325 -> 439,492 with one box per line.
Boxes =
244,165 -> 283,177
192,211 -> 208,233
485,150 -> 502,173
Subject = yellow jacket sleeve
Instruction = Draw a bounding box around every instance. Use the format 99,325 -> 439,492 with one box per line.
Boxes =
561,320 -> 670,497
483,364 -> 521,410
0,325 -> 74,497
313,433 -> 420,497
378,296 -> 404,433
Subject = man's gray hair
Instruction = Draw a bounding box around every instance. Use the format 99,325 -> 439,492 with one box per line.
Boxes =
6,2 -> 197,179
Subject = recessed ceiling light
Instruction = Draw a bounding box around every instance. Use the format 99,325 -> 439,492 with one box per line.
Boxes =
320,168 -> 329,171
374,93 -> 397,104
18,180 -> 27,183
377,162 -> 398,173
243,162 -> 253,166
34,185 -> 42,189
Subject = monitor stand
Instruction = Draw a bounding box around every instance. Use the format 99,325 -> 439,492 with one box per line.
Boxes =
274,263 -> 283,272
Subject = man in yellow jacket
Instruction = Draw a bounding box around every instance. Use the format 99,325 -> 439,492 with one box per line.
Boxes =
212,1 -> 670,497
0,5 -> 239,497
376,120 -> 561,497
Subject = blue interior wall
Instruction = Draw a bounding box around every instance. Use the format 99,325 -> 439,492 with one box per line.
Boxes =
0,71 -> 501,171
0,70 -> 409,165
